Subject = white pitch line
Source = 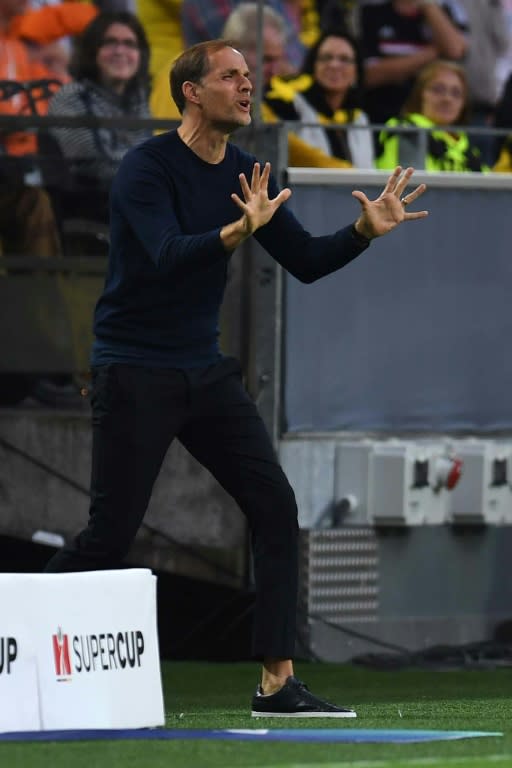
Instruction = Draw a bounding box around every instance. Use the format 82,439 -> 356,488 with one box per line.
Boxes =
247,756 -> 511,768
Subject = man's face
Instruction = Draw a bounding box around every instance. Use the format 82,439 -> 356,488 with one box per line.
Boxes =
243,28 -> 288,89
194,47 -> 252,132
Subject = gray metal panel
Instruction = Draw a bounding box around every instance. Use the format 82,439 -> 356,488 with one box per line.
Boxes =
284,181 -> 512,433
377,525 -> 512,618
279,438 -> 337,527
298,526 -> 512,661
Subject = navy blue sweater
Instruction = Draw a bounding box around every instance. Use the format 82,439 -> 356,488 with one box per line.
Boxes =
92,129 -> 369,368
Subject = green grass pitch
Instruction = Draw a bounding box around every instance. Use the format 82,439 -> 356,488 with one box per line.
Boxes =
2,661 -> 511,767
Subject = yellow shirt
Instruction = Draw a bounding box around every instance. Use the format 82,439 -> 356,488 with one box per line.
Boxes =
136,0 -> 183,78
150,55 -> 181,120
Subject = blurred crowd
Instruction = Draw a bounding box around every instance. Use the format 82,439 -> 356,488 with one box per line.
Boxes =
3,0 -> 512,252
2,0 -> 512,404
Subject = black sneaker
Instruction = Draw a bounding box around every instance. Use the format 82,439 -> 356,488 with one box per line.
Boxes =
251,675 -> 356,718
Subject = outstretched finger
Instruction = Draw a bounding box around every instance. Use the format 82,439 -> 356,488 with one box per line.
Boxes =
381,166 -> 402,196
402,182 -> 427,206
260,161 -> 271,191
395,166 -> 415,198
251,162 -> 261,191
271,187 -> 292,207
352,190 -> 370,206
404,209 -> 429,221
239,172 -> 252,201
231,192 -> 248,212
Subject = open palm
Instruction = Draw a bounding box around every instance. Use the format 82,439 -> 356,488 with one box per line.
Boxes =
353,167 -> 428,239
231,162 -> 292,236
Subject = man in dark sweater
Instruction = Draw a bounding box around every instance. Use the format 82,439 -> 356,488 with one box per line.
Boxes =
45,40 -> 427,717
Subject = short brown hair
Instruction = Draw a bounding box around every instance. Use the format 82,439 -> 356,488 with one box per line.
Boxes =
170,40 -> 235,114
402,60 -> 470,124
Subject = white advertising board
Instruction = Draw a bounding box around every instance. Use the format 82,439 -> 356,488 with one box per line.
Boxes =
0,578 -> 41,732
0,569 -> 164,732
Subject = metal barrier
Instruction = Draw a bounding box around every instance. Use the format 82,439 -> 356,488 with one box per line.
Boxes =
281,169 -> 512,435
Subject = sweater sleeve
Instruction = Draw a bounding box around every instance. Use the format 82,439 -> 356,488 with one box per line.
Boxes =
112,147 -> 227,274
254,175 -> 369,283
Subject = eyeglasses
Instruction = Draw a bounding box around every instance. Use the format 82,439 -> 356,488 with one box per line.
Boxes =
100,37 -> 140,51
426,83 -> 464,100
316,53 -> 356,65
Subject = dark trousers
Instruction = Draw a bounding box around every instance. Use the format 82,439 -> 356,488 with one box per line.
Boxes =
45,358 -> 299,659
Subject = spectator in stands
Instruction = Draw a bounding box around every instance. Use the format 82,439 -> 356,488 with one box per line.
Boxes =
495,72 -> 512,131
359,0 -> 469,125
376,60 -> 487,172
0,0 -> 97,155
151,2 -> 355,168
457,0 -> 508,165
458,0 -> 507,126
47,11 -> 151,222
496,0 -> 512,99
318,0 -> 357,34
494,70 -> 512,163
265,29 -> 375,168
224,3 -> 365,167
134,0 -> 184,79
493,69 -> 512,170
0,0 -> 84,242
0,0 -> 95,406
34,39 -> 73,83
222,2 -> 290,89
181,0 -> 322,74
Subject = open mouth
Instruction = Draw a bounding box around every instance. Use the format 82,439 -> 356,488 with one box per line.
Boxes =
238,100 -> 251,111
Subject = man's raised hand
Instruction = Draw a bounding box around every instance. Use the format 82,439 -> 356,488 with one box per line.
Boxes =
231,162 -> 292,236
352,166 -> 428,241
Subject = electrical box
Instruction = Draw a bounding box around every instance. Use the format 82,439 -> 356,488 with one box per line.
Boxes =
333,441 -> 374,525
447,440 -> 512,524
369,441 -> 452,526
334,440 -> 460,527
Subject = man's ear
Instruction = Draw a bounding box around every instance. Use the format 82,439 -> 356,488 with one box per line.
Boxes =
182,80 -> 201,106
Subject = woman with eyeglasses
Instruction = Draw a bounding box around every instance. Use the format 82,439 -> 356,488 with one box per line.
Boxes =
47,11 -> 151,222
376,60 -> 487,172
265,29 -> 375,168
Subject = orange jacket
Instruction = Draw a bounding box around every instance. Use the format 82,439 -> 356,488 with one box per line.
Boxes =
8,2 -> 98,45
0,2 -> 97,154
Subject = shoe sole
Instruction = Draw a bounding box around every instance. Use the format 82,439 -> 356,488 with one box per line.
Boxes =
251,711 -> 357,718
